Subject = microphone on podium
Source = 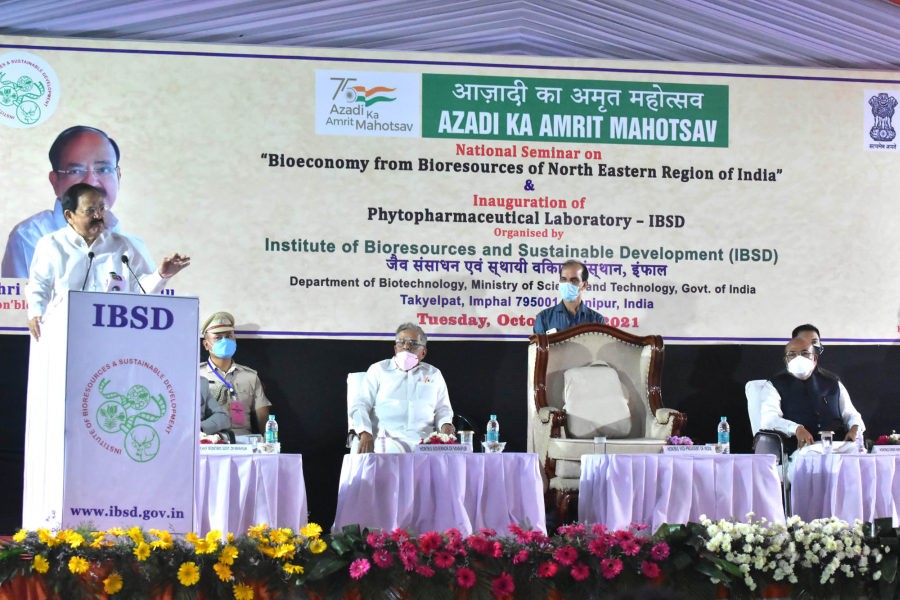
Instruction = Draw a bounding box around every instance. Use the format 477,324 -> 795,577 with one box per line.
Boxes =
80,251 -> 95,291
121,255 -> 147,294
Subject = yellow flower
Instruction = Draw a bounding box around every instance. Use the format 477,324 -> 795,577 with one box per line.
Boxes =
227,532 -> 235,543
149,529 -> 173,549
300,523 -> 323,539
273,543 -> 295,559
219,545 -> 239,566
214,562 -> 233,582
193,538 -> 217,554
107,527 -> 125,537
134,542 -> 151,561
32,555 -> 49,574
233,582 -> 254,600
177,561 -> 200,586
308,538 -> 327,554
283,562 -> 304,575
12,529 -> 27,543
269,528 -> 292,545
68,555 -> 89,574
150,538 -> 173,550
185,532 -> 200,544
247,523 -> 269,539
206,530 -> 223,542
126,527 -> 144,544
103,572 -> 123,594
37,529 -> 60,547
258,544 -> 277,558
61,530 -> 85,548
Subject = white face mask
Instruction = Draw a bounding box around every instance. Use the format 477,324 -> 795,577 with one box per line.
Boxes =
786,355 -> 816,379
394,350 -> 420,371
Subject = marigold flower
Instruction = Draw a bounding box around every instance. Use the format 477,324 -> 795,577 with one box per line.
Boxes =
247,523 -> 269,538
269,528 -> 291,545
349,558 -> 371,579
68,555 -> 89,574
214,562 -> 233,582
233,582 -> 254,600
103,572 -> 123,594
126,527 -> 144,544
491,572 -> 515,598
134,542 -> 151,561
177,561 -> 200,586
300,522 -> 323,538
571,562 -> 590,581
37,529 -> 60,547
456,566 -> 477,589
12,529 -> 27,543
309,538 -> 327,554
107,527 -> 125,537
283,563 -> 304,575
32,555 -> 49,574
63,531 -> 85,548
220,544 -> 239,565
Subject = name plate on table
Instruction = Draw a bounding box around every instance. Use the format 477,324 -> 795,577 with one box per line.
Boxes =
873,445 -> 900,454
414,444 -> 471,453
200,444 -> 256,455
662,444 -> 715,454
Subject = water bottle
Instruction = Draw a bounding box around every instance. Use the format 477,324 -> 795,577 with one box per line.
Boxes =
856,430 -> 866,454
265,414 -> 279,443
717,416 -> 730,454
486,414 -> 500,443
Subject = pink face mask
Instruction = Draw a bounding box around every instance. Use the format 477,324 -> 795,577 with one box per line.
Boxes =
394,350 -> 420,371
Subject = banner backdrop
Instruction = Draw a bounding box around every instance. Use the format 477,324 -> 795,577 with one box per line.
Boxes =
0,36 -> 898,342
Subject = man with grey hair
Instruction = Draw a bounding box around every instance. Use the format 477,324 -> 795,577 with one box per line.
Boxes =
349,322 -> 455,452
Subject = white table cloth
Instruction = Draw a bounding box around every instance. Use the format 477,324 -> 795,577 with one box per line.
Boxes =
579,453 -> 786,531
791,453 -> 900,525
195,454 -> 307,534
333,452 -> 546,534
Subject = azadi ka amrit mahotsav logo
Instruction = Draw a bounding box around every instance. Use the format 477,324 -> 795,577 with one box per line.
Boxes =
315,70 -> 420,137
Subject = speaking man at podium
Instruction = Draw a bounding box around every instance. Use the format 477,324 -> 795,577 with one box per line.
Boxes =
25,183 -> 190,340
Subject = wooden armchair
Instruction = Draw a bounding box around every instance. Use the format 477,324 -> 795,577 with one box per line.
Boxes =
527,323 -> 686,525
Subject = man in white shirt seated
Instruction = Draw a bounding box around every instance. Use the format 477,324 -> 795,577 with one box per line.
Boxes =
760,336 -> 865,455
350,322 -> 455,453
25,183 -> 190,340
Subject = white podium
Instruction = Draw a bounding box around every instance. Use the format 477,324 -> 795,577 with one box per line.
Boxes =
23,291 -> 199,532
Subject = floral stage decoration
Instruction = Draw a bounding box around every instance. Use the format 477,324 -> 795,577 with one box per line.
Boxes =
666,435 -> 694,446
876,431 -> 900,446
0,516 -> 898,599
420,432 -> 458,445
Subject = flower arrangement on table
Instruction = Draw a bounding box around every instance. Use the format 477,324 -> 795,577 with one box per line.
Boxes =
2,517 -> 899,599
875,430 -> 900,445
666,435 -> 693,446
420,432 -> 458,445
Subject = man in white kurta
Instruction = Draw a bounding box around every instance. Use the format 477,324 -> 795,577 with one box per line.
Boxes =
25,183 -> 190,339
350,323 -> 455,452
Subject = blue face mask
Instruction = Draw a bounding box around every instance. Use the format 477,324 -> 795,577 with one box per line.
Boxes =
559,282 -> 581,302
211,337 -> 237,359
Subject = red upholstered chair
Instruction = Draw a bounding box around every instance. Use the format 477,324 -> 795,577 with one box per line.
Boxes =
527,323 -> 686,525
